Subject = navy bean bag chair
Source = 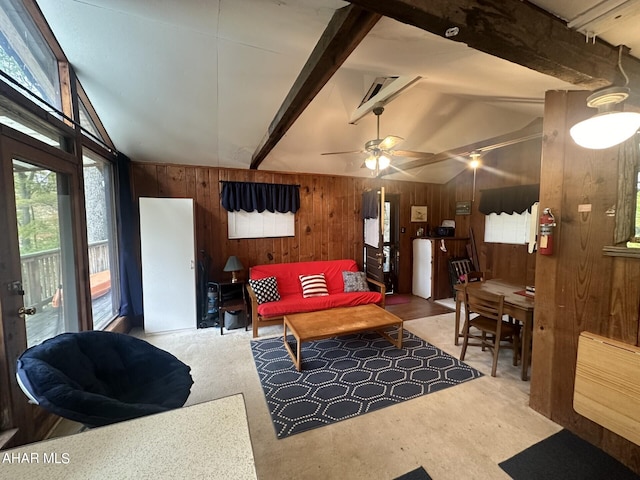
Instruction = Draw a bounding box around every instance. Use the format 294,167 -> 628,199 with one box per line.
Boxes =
16,331 -> 193,428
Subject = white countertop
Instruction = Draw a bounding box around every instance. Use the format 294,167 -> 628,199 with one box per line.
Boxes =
0,394 -> 257,480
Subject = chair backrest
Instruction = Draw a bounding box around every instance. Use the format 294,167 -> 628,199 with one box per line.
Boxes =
448,257 -> 474,296
464,287 -> 504,321
463,271 -> 485,284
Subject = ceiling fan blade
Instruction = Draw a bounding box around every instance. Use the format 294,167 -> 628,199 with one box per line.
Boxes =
321,149 -> 365,156
379,135 -> 403,150
391,150 -> 434,159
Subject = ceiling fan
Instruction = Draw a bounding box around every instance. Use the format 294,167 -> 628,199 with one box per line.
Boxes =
321,102 -> 434,174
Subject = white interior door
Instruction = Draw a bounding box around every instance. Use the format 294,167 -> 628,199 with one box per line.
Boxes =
140,197 -> 196,333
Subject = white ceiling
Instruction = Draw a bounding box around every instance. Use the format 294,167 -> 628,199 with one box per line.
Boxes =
36,0 -> 640,183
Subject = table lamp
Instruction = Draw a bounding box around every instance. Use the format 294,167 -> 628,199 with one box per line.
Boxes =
223,256 -> 244,283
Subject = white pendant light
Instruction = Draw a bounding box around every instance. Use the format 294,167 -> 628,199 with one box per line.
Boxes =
570,86 -> 640,149
378,155 -> 391,170
469,151 -> 481,202
364,155 -> 377,170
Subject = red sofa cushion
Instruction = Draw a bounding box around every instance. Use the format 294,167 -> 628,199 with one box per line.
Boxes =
256,291 -> 382,318
250,260 -> 382,319
250,259 -> 360,297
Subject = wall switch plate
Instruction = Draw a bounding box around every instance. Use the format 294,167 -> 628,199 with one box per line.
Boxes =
401,227 -> 406,233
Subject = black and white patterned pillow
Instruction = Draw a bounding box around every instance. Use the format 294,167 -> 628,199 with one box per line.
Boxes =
342,271 -> 370,292
248,276 -> 281,304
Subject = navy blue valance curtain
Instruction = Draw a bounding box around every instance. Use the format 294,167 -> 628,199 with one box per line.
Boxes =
479,184 -> 539,215
220,181 -> 300,213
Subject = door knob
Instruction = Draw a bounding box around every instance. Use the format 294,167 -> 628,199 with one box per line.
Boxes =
18,306 -> 36,317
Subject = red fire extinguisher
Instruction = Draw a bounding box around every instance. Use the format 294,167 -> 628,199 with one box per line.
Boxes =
539,208 -> 556,255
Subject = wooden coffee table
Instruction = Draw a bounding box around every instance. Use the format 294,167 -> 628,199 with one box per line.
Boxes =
283,304 -> 403,371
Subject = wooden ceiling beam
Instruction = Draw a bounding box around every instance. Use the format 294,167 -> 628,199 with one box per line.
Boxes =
250,5 -> 381,170
348,0 -> 640,95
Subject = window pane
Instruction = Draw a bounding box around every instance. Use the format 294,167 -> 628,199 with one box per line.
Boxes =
79,98 -> 104,142
83,149 -> 119,329
629,170 -> 640,247
0,108 -> 61,147
13,160 -> 78,347
0,0 -> 61,109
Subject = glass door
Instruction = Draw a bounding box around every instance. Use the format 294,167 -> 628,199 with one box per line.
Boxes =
13,158 -> 79,347
0,135 -> 83,446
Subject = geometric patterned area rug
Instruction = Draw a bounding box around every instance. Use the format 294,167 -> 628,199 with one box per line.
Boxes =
251,330 -> 482,439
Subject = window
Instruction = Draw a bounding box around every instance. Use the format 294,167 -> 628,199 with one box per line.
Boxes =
0,0 -> 61,110
79,98 -> 104,141
484,211 -> 533,245
0,108 -> 62,147
83,149 -> 119,329
631,170 -> 640,246
227,210 -> 294,239
606,136 -> 640,255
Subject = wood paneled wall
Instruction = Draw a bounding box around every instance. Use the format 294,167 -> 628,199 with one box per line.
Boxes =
130,165 -> 447,294
446,138 -> 542,286
530,90 -> 640,472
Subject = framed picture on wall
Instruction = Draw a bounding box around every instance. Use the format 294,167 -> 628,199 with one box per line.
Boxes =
411,205 -> 427,222
456,201 -> 471,215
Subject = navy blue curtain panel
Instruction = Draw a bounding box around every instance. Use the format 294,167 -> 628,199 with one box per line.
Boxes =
115,153 -> 144,322
221,181 -> 300,213
361,190 -> 379,219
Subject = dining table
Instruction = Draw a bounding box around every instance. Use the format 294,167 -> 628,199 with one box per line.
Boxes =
453,278 -> 535,381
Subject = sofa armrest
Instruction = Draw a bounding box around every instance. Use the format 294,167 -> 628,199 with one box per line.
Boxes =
366,278 -> 386,309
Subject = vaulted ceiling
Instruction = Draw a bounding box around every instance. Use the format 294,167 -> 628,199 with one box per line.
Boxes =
36,0 -> 640,183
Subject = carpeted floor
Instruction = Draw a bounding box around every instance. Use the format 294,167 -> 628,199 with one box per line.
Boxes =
251,330 -> 482,438
499,429 -> 640,480
53,313 -> 566,479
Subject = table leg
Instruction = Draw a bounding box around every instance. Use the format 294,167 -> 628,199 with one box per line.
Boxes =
283,320 -> 302,371
377,323 -> 403,349
520,316 -> 532,381
454,292 -> 462,346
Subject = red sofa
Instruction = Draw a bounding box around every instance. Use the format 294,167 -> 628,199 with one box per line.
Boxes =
247,259 -> 386,337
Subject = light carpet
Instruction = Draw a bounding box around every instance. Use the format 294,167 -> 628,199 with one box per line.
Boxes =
55,313 -> 561,480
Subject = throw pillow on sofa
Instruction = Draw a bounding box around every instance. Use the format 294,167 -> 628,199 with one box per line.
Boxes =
248,276 -> 281,304
342,271 -> 370,292
299,273 -> 329,298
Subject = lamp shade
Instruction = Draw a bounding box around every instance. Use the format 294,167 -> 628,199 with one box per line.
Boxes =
378,155 -> 391,170
223,256 -> 243,272
364,156 -> 377,170
570,111 -> 640,149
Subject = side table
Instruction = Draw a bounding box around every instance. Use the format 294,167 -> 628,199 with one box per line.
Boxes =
216,280 -> 248,335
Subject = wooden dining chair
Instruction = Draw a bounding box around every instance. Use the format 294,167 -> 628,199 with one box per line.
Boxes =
463,271 -> 485,284
460,286 -> 520,377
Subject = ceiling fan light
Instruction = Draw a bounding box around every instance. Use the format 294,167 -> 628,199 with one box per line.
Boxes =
365,156 -> 377,170
378,155 -> 391,170
570,111 -> 640,149
469,151 -> 481,169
